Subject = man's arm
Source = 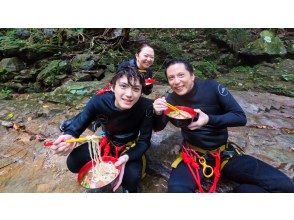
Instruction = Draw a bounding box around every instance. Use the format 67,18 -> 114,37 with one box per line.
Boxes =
64,96 -> 100,137
207,82 -> 247,128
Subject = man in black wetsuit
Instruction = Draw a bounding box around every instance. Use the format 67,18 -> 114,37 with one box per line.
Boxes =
153,59 -> 294,193
51,67 -> 154,193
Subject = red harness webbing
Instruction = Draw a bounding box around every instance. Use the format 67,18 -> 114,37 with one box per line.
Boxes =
181,145 -> 221,193
99,136 -> 126,159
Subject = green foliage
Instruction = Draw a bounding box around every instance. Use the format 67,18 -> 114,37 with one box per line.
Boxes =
37,60 -> 70,87
230,65 -> 255,74
0,88 -> 12,100
193,60 -> 218,79
99,48 -> 132,72
226,29 -> 253,51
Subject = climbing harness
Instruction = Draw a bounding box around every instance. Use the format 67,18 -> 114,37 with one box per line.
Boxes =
180,144 -> 221,193
171,141 -> 244,193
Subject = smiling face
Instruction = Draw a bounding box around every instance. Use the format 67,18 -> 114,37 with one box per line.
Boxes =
135,46 -> 155,70
166,63 -> 195,96
112,75 -> 142,110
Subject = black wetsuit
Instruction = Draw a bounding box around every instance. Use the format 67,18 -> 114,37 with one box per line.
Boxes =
118,58 -> 153,95
154,79 -> 294,193
65,92 -> 154,192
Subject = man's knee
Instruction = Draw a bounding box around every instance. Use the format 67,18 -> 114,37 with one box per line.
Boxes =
168,184 -> 194,193
269,178 -> 294,193
66,154 -> 81,173
233,184 -> 268,193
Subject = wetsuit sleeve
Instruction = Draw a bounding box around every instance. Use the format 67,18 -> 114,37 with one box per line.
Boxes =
207,82 -> 247,128
152,114 -> 169,132
64,96 -> 100,138
124,105 -> 153,161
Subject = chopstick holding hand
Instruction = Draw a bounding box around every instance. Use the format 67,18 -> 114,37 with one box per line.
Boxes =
153,97 -> 168,115
51,134 -> 77,156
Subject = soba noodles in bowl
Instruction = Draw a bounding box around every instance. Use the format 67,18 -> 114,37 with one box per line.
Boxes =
77,156 -> 121,189
164,106 -> 198,128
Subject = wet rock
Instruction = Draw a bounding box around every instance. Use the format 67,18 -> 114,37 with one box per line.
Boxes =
1,121 -> 13,128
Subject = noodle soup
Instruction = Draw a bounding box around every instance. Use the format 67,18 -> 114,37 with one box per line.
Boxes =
81,161 -> 119,189
167,110 -> 192,119
78,156 -> 121,189
164,106 -> 198,128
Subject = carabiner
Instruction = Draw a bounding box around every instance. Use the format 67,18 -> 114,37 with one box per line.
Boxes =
198,157 -> 214,178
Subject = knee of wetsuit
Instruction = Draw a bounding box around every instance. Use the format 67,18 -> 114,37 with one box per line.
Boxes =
66,155 -> 81,173
168,184 -> 193,193
233,184 -> 268,193
271,178 -> 294,193
122,181 -> 140,193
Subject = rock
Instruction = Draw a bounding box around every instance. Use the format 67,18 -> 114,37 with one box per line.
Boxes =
1,121 -> 13,128
0,57 -> 25,72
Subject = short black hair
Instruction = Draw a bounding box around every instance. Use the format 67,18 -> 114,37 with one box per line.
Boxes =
111,66 -> 145,88
136,43 -> 154,54
164,59 -> 194,77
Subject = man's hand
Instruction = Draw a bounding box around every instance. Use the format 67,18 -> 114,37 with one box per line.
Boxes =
50,134 -> 76,156
153,97 -> 167,115
112,155 -> 129,192
187,109 -> 209,130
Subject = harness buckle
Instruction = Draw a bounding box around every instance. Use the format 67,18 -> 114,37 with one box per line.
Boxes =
198,156 -> 214,178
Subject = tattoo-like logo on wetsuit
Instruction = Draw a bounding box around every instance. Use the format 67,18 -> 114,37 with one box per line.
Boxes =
218,84 -> 228,96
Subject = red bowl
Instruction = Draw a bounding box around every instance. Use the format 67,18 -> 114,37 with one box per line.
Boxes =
77,156 -> 122,189
145,78 -> 156,86
164,106 -> 198,128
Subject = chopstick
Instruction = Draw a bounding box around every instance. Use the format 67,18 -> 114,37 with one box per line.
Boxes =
165,102 -> 181,112
44,136 -> 101,147
164,102 -> 190,119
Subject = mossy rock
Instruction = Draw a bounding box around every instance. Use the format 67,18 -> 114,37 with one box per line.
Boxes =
44,81 -> 104,105
70,54 -> 100,71
36,60 -> 71,87
19,44 -> 64,62
0,45 -> 21,57
243,30 -> 287,56
0,57 -> 25,72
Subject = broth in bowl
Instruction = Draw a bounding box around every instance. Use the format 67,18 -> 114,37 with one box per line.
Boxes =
164,106 -> 198,128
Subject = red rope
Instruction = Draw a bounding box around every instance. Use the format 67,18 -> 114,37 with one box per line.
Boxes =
98,136 -> 127,159
114,145 -> 126,159
181,145 -> 221,193
99,136 -> 111,156
96,82 -> 112,95
181,151 -> 204,192
209,151 -> 221,193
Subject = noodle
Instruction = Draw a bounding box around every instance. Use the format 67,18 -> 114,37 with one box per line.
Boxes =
168,111 -> 192,119
81,136 -> 119,189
